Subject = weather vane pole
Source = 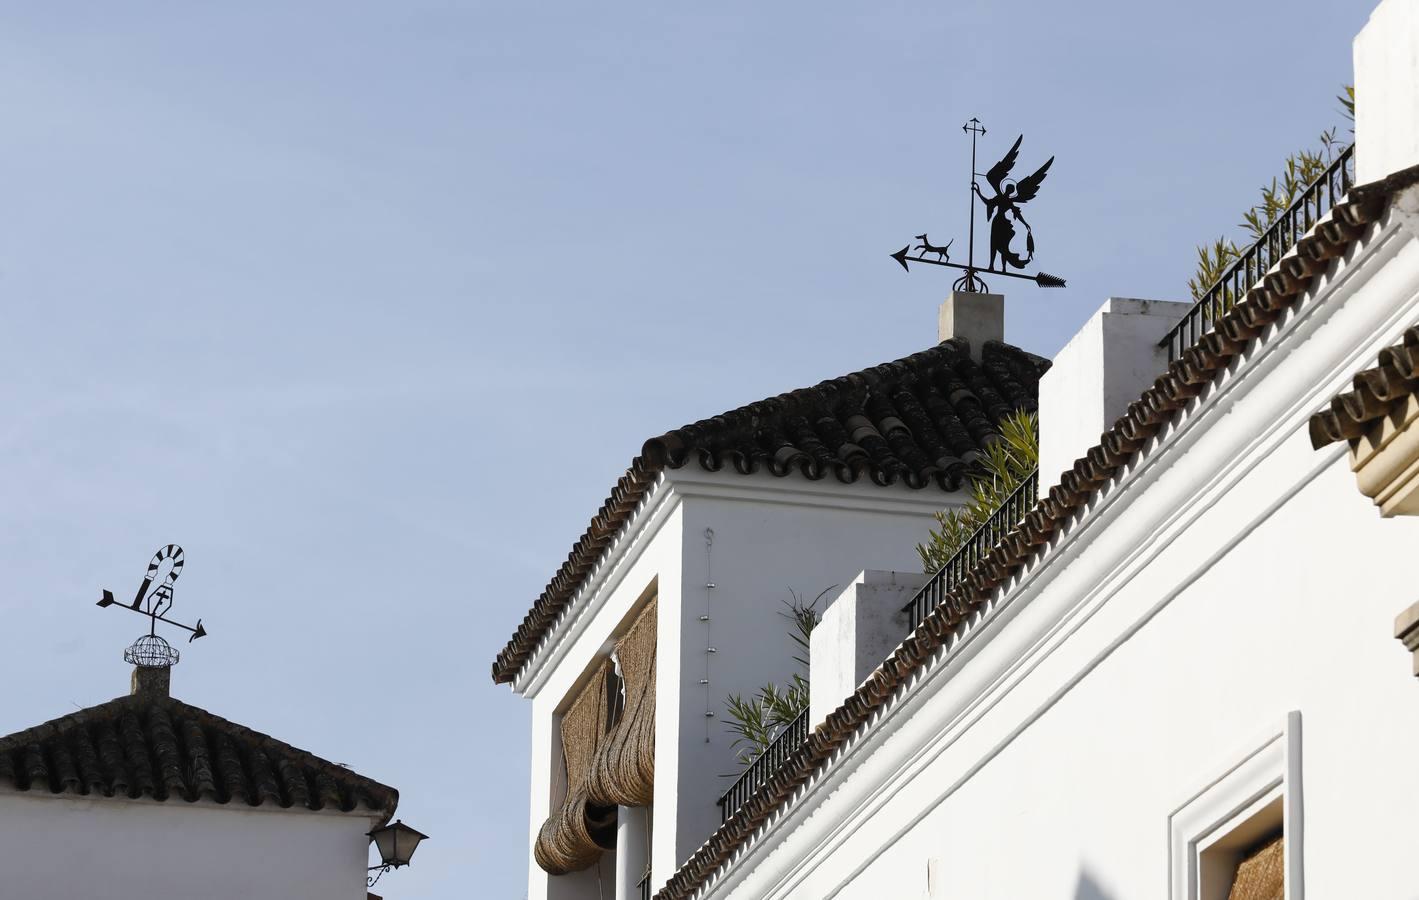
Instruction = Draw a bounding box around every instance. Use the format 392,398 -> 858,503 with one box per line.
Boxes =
891,117 -> 1066,293
96,544 -> 207,669
964,117 -> 986,289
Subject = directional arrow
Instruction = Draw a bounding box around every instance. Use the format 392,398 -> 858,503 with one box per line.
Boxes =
889,247 -> 1066,288
97,588 -> 209,639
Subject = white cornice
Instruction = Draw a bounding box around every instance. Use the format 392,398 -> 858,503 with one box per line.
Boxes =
667,466 -> 954,517
513,471 -> 676,698
511,468 -> 957,697
695,211 -> 1419,899
0,787 -> 380,821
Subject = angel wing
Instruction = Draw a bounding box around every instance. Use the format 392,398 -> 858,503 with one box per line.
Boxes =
1013,156 -> 1054,205
985,135 -> 1022,193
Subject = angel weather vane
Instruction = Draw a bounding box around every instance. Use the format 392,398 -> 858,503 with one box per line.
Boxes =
891,118 -> 1066,293
96,544 -> 207,667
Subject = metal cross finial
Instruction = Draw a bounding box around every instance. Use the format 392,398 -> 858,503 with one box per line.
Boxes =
97,545 -> 208,660
890,118 -> 1066,293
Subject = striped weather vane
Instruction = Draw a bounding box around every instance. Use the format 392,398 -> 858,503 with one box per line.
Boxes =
891,117 -> 1066,293
96,544 -> 207,667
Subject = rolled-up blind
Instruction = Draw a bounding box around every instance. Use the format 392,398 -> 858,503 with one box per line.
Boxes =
533,659 -> 618,875
590,598 -> 657,807
1227,834 -> 1283,900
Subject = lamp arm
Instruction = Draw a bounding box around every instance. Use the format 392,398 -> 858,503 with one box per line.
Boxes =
368,865 -> 391,888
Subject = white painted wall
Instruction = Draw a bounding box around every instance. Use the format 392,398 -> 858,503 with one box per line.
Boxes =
692,143 -> 1419,900
1355,0 -> 1419,183
1037,297 -> 1189,485
810,570 -> 927,727
518,466 -> 956,900
0,791 -> 378,900
670,473 -> 945,878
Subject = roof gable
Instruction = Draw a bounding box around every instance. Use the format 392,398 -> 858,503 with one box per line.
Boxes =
0,693 -> 396,818
492,337 -> 1050,684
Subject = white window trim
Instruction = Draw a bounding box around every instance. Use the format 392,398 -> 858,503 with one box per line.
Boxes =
1167,710 -> 1303,900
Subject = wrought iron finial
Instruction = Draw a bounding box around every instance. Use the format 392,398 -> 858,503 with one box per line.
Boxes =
97,544 -> 207,668
890,118 -> 1066,292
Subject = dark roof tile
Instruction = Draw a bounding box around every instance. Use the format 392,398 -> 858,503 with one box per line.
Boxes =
0,693 -> 396,817
1310,324 -> 1419,447
492,337 -> 1051,684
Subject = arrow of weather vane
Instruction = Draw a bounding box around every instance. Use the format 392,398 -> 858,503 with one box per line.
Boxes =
96,544 -> 207,642
891,117 -> 1066,293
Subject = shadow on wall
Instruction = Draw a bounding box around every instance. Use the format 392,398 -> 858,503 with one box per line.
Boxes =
1074,869 -> 1118,900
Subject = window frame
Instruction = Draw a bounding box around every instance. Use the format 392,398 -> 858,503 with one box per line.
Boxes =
1167,711 -> 1303,900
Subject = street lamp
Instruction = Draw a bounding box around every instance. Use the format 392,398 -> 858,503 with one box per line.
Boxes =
368,819 -> 429,887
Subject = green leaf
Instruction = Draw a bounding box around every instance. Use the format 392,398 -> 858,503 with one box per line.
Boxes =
916,409 -> 1038,573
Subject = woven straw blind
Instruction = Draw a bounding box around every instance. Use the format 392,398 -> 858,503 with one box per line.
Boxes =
1227,834 -> 1284,900
590,597 -> 657,807
533,659 -> 618,875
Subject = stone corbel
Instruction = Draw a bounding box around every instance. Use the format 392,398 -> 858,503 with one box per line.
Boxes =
1350,394 -> 1419,516
1395,602 -> 1419,677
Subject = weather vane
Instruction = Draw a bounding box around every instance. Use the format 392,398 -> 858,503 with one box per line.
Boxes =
891,117 -> 1066,293
96,544 -> 207,668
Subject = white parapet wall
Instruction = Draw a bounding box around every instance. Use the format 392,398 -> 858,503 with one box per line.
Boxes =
1038,297 -> 1190,485
810,570 -> 928,728
1355,0 -> 1419,184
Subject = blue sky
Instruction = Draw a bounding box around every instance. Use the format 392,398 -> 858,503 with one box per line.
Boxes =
0,2 -> 1365,896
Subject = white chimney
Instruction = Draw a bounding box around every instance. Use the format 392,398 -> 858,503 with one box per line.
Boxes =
809,569 -> 928,727
1038,297 -> 1191,485
1354,0 -> 1419,184
938,291 -> 1004,358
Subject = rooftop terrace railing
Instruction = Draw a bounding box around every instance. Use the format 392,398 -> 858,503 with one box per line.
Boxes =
713,467 -> 1040,825
716,706 -> 810,824
902,468 -> 1040,630
1160,143 -> 1356,363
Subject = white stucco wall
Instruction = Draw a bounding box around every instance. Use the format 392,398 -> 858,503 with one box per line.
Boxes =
1037,297 -> 1189,485
0,791 -> 377,900
518,466 -> 957,900
810,570 -> 928,728
670,473 -> 946,877
693,161 -> 1419,900
1355,0 -> 1419,183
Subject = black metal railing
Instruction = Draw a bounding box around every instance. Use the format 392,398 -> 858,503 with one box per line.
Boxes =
902,468 -> 1040,630
711,469 -> 1039,826
638,862 -> 653,900
1161,143 -> 1356,362
716,706 -> 810,823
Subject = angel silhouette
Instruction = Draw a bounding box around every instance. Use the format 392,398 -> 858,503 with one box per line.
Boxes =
973,136 -> 1053,272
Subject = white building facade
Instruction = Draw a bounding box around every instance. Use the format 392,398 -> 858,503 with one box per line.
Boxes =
498,3 -> 1419,899
497,329 -> 1049,898
0,665 -> 403,900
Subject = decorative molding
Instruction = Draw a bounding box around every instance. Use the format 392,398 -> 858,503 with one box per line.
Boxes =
516,468 -> 956,697
1167,711 -> 1303,900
